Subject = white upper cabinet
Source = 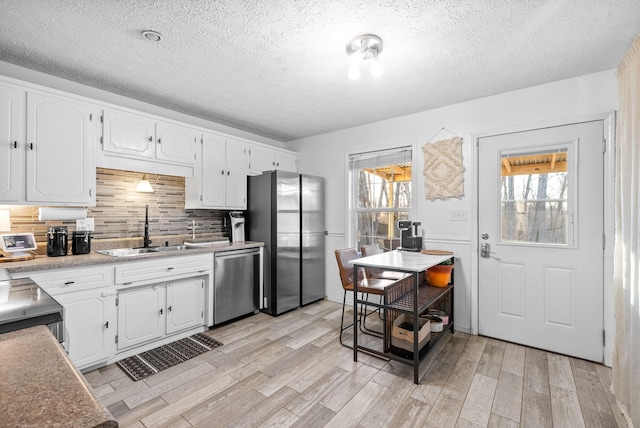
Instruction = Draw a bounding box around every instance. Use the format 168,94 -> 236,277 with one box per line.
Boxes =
26,91 -> 95,205
102,108 -> 155,159
185,132 -> 249,210
102,108 -> 198,167
0,83 -> 25,202
0,81 -> 96,205
248,144 -> 298,175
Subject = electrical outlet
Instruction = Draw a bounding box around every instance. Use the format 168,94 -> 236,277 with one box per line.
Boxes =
449,209 -> 468,221
76,218 -> 95,231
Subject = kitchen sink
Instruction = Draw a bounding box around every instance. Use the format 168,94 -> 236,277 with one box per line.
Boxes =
96,245 -> 197,257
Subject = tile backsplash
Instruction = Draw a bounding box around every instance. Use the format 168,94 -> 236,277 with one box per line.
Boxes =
3,168 -> 230,242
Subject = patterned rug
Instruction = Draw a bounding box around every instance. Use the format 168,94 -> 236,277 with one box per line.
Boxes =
116,333 -> 222,381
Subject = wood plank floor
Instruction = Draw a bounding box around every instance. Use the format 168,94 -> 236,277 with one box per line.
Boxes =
85,299 -> 627,428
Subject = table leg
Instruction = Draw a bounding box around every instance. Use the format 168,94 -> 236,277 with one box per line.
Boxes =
353,264 -> 358,362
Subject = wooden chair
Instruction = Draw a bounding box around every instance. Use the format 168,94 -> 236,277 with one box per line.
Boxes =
335,248 -> 398,348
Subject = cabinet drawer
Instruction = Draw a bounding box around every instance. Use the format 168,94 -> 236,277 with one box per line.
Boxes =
115,254 -> 211,285
15,266 -> 113,295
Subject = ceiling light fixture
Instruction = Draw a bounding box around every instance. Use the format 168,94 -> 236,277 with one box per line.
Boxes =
136,174 -> 154,193
141,30 -> 163,42
346,34 -> 384,80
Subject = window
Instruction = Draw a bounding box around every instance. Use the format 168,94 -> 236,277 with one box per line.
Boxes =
500,149 -> 570,245
349,147 -> 412,250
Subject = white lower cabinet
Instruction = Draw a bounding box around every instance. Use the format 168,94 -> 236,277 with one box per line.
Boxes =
55,289 -> 115,370
117,277 -> 205,350
166,278 -> 205,335
117,285 -> 165,350
11,265 -> 115,370
12,254 -> 211,370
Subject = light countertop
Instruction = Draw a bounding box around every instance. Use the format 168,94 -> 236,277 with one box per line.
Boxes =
0,241 -> 264,275
0,326 -> 117,427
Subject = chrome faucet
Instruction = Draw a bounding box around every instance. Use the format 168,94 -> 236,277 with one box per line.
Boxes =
143,204 -> 152,248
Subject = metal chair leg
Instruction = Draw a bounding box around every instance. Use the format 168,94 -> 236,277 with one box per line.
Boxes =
360,293 -> 383,337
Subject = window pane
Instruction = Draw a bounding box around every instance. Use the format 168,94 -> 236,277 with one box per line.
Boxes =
356,211 -> 409,250
351,149 -> 412,251
501,151 -> 568,244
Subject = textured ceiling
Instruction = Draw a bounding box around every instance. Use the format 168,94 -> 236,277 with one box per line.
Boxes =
1,1 -> 638,142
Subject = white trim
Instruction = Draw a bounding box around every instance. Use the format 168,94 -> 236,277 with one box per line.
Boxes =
603,111 -> 616,367
422,236 -> 472,244
472,112 -> 616,363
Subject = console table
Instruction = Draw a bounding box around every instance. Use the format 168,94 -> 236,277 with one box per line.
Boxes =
351,250 -> 454,384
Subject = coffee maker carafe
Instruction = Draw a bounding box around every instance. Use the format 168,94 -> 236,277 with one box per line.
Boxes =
230,212 -> 245,242
47,226 -> 68,257
398,220 -> 423,252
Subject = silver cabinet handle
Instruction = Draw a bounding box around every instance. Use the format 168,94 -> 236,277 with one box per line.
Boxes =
148,136 -> 153,142
13,141 -> 17,149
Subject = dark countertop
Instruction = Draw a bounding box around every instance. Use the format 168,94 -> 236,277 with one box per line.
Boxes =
0,241 -> 264,275
0,325 -> 118,427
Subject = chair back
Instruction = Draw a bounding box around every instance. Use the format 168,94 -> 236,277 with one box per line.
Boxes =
360,243 -> 383,257
360,243 -> 383,277
335,248 -> 361,290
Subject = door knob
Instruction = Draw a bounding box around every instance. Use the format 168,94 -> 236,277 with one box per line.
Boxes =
481,242 -> 495,258
481,233 -> 489,240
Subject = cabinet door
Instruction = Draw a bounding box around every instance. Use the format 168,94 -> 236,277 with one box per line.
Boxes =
225,140 -> 248,209
155,121 -> 198,166
117,285 -> 165,350
102,108 -> 155,159
248,144 -> 277,174
26,91 -> 94,204
276,151 -> 298,173
56,289 -> 114,370
0,83 -> 25,202
200,132 -> 226,208
166,278 -> 205,335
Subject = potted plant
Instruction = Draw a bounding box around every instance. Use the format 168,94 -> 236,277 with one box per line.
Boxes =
426,258 -> 454,287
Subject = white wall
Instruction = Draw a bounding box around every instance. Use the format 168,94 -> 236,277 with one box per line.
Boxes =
289,70 -> 617,334
0,60 -> 283,148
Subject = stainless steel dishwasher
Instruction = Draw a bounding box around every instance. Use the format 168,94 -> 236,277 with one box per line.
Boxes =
214,248 -> 260,324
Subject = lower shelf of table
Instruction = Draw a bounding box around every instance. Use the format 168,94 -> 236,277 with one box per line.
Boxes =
356,321 -> 454,366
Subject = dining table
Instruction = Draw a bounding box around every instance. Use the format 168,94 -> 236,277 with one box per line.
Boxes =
350,249 -> 455,384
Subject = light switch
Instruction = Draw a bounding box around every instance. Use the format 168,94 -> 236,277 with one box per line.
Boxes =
449,209 -> 468,221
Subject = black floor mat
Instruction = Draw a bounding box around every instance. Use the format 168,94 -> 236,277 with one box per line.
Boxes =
116,333 -> 223,381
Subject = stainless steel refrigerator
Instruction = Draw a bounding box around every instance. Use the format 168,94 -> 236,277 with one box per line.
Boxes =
247,171 -> 325,315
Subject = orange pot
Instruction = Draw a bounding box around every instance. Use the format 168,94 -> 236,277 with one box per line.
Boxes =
426,264 -> 454,287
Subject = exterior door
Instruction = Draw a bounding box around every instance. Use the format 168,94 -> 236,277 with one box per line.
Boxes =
478,121 -> 604,362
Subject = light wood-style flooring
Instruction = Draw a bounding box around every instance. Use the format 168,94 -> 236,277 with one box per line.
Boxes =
85,299 -> 626,428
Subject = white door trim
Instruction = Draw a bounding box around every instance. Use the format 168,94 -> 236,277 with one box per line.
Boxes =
470,111 -> 616,366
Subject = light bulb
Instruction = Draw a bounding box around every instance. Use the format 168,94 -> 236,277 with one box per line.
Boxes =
348,48 -> 365,80
348,63 -> 361,80
371,52 -> 384,77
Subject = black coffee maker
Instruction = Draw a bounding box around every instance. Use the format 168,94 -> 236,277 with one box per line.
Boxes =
47,226 -> 68,257
398,220 -> 423,252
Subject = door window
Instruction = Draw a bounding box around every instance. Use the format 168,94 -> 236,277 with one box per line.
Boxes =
500,146 -> 574,246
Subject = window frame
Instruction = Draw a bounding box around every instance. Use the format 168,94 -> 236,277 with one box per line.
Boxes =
347,145 -> 415,250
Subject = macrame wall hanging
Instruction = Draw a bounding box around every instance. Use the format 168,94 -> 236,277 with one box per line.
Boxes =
422,128 -> 465,200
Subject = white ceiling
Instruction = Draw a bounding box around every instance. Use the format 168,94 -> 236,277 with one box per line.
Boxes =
1,1 -> 638,142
